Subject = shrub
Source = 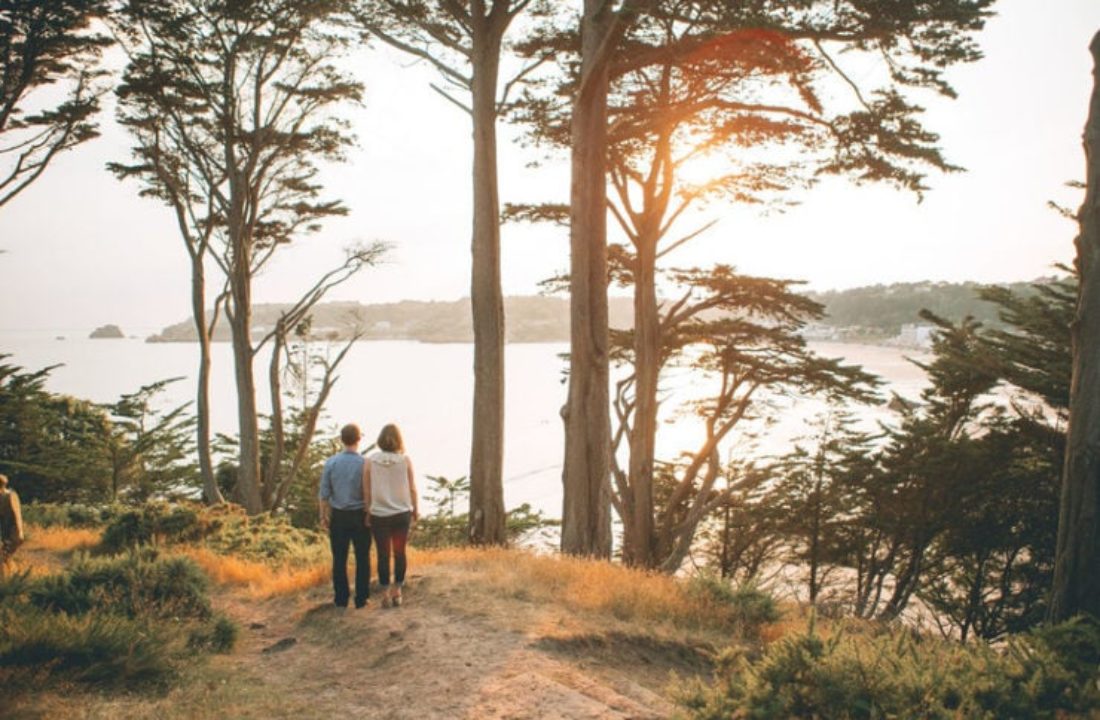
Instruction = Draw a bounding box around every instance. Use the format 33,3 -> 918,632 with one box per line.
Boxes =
187,613 -> 238,654
0,551 -> 234,692
23,502 -> 122,529
99,503 -> 206,552
0,570 -> 32,606
676,616 -> 1100,719
28,550 -> 210,620
412,504 -> 558,549
0,605 -> 179,688
687,574 -> 781,632
200,507 -> 323,563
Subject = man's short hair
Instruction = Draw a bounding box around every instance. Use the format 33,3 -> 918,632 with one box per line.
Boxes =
0,474 -> 8,489
340,424 -> 361,446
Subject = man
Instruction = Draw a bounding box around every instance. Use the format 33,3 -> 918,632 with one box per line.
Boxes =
319,424 -> 372,608
0,474 -> 24,576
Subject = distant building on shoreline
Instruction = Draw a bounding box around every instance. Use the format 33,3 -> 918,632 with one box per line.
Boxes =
889,323 -> 936,349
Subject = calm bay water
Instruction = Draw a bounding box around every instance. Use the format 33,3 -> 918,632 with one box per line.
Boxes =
1,333 -> 929,515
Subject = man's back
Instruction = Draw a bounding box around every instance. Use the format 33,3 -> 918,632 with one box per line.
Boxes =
319,450 -> 366,510
0,488 -> 23,555
0,490 -> 16,537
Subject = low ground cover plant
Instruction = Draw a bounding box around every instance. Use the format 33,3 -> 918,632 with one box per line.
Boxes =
0,550 -> 236,690
676,615 -> 1100,719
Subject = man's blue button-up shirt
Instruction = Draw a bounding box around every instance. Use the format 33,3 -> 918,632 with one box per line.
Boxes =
318,450 -> 365,510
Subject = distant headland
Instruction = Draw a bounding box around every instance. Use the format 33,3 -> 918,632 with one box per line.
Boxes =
144,279 -> 1059,345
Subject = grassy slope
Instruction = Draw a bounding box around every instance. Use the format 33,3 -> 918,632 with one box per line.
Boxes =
5,529 -> 769,719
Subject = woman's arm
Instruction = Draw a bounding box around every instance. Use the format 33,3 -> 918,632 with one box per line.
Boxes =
406,457 -> 419,522
362,461 -> 373,526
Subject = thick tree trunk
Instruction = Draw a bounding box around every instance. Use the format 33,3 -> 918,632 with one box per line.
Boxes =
229,320 -> 262,513
624,237 -> 659,567
468,9 -> 507,545
561,0 -> 614,558
189,253 -> 223,505
1050,30 -> 1100,623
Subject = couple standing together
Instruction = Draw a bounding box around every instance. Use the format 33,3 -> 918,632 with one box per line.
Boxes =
318,422 -> 419,609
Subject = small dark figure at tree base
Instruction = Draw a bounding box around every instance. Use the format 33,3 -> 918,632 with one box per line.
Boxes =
0,474 -> 25,575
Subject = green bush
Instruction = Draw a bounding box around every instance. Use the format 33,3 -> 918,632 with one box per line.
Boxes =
0,551 -> 235,692
23,502 -> 122,529
200,507 -> 323,563
0,605 -> 178,687
411,503 -> 559,549
676,616 -> 1100,719
99,503 -> 206,553
687,574 -> 781,632
28,550 -> 210,620
187,613 -> 238,654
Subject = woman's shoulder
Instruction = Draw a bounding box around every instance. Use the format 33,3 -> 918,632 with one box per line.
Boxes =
370,450 -> 406,466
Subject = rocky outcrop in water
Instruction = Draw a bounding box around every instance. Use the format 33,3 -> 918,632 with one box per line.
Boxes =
89,324 -> 125,339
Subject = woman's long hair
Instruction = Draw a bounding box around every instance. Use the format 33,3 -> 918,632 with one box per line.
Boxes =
377,423 -> 404,453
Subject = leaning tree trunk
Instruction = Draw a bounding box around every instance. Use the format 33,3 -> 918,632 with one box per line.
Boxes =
191,259 -> 224,504
561,0 -> 615,558
1049,30 -> 1100,623
467,7 -> 508,545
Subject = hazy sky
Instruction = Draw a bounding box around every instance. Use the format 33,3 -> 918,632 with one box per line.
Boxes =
2,0 -> 1099,335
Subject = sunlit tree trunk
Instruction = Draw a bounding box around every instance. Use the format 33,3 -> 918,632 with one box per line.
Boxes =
1050,29 -> 1100,623
624,233 -> 659,567
562,0 -> 615,558
468,2 -> 507,545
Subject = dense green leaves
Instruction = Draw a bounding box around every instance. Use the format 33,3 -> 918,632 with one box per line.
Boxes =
0,0 -> 111,208
678,616 -> 1100,719
0,358 -> 199,504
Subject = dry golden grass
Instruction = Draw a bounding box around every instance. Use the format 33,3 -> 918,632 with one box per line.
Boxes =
412,546 -> 752,634
24,525 -> 101,553
4,554 -> 57,579
179,547 -> 328,600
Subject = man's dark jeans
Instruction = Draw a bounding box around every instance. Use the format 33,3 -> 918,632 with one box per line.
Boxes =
329,507 -> 372,607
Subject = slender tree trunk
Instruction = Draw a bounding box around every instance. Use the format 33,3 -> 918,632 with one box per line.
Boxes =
624,236 -> 659,567
468,7 -> 507,545
227,230 -> 263,514
1050,30 -> 1100,623
192,262 -> 223,505
561,0 -> 615,558
264,324 -> 286,510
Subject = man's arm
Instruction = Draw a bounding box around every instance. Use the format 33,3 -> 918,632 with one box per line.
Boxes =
318,462 -> 332,530
362,461 -> 372,526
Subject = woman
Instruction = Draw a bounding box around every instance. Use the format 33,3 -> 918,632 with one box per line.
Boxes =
363,423 -> 419,608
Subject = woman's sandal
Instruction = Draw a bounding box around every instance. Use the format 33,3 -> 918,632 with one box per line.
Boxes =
392,593 -> 402,608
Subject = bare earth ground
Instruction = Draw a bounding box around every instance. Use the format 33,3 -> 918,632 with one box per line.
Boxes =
5,558 -> 715,719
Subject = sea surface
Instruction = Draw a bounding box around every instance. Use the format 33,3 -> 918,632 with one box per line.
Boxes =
1,333 -> 930,516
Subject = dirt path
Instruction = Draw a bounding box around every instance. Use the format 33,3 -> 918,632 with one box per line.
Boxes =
214,566 -> 678,719
9,558 -> 711,719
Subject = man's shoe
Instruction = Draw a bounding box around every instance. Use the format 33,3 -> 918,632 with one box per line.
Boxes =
355,599 -> 369,609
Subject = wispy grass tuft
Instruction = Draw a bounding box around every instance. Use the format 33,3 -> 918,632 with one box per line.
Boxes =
414,547 -> 782,635
25,525 -> 101,553
180,547 -> 327,599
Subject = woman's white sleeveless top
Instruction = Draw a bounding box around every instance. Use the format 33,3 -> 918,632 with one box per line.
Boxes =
369,451 -> 412,517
